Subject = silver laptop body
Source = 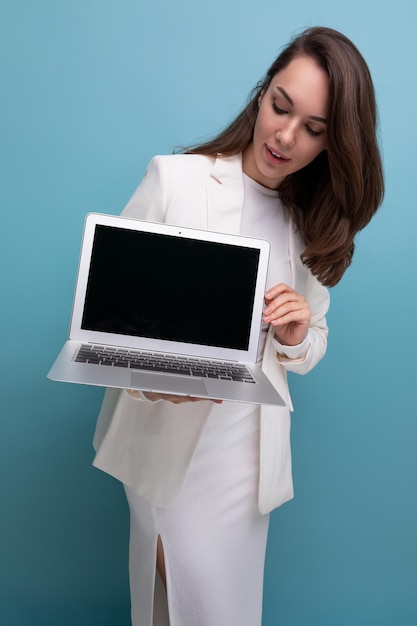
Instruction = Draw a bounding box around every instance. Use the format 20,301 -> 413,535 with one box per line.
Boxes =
47,213 -> 285,406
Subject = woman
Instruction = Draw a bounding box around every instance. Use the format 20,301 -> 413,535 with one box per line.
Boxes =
93,26 -> 384,625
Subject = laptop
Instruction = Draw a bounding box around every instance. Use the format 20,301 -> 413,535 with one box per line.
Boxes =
47,212 -> 285,406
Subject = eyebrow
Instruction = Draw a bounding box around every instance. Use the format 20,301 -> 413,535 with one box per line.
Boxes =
277,86 -> 328,124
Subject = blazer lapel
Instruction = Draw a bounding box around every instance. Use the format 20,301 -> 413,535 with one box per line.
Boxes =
205,154 -> 244,234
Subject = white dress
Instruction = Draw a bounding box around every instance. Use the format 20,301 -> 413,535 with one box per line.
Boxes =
124,176 -> 292,626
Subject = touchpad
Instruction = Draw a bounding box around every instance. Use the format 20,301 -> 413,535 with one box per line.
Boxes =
130,371 -> 208,396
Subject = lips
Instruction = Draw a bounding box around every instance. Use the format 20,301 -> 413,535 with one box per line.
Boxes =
266,146 -> 290,162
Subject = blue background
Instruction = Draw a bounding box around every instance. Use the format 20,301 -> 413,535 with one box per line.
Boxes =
1,1 -> 416,624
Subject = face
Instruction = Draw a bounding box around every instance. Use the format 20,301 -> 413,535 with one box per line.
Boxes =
242,55 -> 329,189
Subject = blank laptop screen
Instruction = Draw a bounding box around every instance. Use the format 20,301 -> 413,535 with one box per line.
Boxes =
81,225 -> 260,351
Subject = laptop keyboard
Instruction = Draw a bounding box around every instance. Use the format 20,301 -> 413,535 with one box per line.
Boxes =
75,344 -> 255,383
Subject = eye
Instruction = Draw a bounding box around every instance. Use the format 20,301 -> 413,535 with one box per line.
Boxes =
272,102 -> 287,115
305,125 -> 323,137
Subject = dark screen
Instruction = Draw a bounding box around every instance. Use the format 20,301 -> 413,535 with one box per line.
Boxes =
81,225 -> 260,350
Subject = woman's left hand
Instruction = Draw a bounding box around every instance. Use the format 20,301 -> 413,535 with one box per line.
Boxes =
263,283 -> 311,346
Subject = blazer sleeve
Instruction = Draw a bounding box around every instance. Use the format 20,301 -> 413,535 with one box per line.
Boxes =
265,212 -> 330,376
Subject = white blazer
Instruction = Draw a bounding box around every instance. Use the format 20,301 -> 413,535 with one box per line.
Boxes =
93,153 -> 330,514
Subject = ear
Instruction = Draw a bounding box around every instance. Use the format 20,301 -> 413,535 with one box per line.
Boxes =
257,89 -> 266,108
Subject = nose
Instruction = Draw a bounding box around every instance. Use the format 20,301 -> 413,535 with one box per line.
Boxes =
277,120 -> 296,148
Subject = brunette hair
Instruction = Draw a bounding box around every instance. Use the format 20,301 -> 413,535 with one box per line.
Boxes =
186,27 -> 384,287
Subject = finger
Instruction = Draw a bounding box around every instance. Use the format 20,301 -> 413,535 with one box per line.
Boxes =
264,302 -> 311,328
267,304 -> 311,327
269,311 -> 311,328
264,297 -> 308,321
264,290 -> 305,314
264,283 -> 293,302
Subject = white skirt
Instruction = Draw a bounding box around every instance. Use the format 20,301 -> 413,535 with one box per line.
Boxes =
124,400 -> 270,626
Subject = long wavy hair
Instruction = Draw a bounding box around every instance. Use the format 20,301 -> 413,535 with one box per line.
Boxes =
186,27 -> 384,287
